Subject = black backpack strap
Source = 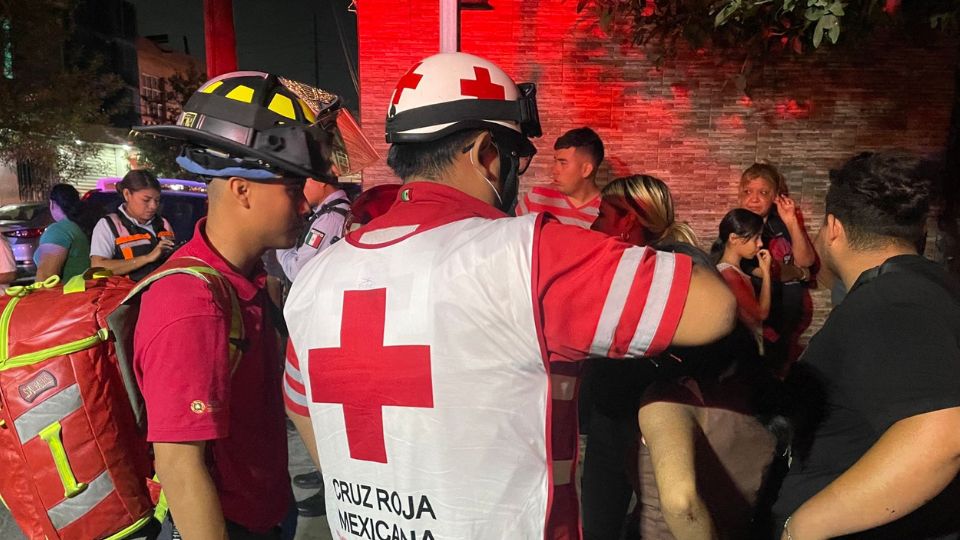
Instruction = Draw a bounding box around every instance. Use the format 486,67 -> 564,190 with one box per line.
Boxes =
114,210 -> 144,234
849,256 -> 960,302
297,198 -> 351,248
103,213 -> 121,239
319,197 -> 351,218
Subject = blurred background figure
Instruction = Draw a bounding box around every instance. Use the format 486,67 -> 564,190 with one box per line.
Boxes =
0,235 -> 15,288
34,183 -> 91,282
737,163 -> 815,374
712,208 -> 774,356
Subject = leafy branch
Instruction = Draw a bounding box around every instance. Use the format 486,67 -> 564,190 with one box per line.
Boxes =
578,0 -> 960,69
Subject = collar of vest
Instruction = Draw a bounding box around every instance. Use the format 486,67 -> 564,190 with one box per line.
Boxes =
117,205 -> 162,230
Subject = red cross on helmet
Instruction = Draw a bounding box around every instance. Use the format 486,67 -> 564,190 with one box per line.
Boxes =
385,52 -> 541,155
385,53 -> 542,212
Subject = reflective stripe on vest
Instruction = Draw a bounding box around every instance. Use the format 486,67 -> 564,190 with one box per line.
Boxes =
105,213 -> 175,281
550,374 -> 577,487
107,213 -> 172,261
550,374 -> 577,402
553,459 -> 574,486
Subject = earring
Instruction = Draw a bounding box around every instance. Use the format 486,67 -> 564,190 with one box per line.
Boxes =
619,231 -> 629,241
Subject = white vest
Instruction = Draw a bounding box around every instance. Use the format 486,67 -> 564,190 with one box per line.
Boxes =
286,214 -> 552,540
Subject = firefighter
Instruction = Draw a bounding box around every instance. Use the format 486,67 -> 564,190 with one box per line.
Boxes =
131,71 -> 376,540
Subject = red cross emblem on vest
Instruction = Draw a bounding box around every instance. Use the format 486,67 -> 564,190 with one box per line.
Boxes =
460,66 -> 506,100
308,288 -> 434,463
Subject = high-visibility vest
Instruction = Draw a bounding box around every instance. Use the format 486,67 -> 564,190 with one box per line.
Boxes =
286,214 -> 576,540
103,212 -> 175,281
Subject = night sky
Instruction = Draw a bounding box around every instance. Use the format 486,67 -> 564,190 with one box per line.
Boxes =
128,0 -> 360,112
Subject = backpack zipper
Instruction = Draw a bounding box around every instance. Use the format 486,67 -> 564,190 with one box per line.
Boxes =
0,328 -> 109,371
0,295 -> 22,364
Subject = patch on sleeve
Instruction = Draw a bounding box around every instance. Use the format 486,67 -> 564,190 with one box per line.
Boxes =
190,399 -> 220,415
304,230 -> 326,249
190,400 -> 207,414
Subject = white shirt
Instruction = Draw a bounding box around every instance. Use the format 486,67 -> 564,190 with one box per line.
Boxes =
90,205 -> 159,259
277,189 -> 349,282
0,236 -> 16,285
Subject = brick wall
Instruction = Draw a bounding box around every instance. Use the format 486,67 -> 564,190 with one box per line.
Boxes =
358,0 -> 959,337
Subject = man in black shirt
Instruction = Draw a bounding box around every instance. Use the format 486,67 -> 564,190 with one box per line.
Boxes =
774,152 -> 960,539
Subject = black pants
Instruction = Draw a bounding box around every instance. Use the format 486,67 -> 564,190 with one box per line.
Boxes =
581,408 -> 638,540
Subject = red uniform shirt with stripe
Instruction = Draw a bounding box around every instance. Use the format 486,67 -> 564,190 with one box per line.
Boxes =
516,185 -> 601,229
284,183 -> 690,540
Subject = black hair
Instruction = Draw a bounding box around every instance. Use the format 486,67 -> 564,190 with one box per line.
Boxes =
554,127 -> 604,168
117,169 -> 161,195
710,208 -> 764,263
386,130 -> 481,182
826,151 -> 931,250
49,183 -> 82,222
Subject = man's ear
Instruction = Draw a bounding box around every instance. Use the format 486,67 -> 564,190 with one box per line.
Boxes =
824,214 -> 844,246
580,158 -> 595,180
226,176 -> 252,209
469,131 -> 498,177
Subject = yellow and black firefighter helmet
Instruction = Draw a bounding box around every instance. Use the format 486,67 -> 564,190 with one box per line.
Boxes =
132,71 -> 377,183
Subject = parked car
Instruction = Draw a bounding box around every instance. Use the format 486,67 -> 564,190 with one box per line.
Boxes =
0,202 -> 53,281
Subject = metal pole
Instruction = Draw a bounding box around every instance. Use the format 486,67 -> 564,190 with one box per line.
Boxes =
439,0 -> 459,52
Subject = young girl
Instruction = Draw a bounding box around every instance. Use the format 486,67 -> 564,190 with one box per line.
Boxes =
713,208 -> 773,355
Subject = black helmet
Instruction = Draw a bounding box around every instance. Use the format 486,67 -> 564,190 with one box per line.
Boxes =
133,71 -> 378,182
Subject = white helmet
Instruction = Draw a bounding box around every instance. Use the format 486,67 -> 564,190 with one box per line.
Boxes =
385,52 -> 541,211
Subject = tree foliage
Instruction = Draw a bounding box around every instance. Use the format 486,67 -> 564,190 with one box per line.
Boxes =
579,0 -> 960,67
130,65 -> 206,179
0,0 -> 123,185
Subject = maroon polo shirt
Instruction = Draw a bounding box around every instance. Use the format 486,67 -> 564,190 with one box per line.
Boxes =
134,218 -> 289,533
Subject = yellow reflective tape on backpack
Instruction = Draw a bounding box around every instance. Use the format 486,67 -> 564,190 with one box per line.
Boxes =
62,268 -> 113,295
38,421 -> 88,498
153,475 -> 169,522
1,328 -> 110,371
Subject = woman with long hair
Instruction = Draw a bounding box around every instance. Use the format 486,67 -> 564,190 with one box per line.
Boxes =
89,170 -> 176,281
712,208 -> 774,355
34,183 -> 91,281
592,174 -> 700,247
588,176 -> 786,539
583,174 -> 701,540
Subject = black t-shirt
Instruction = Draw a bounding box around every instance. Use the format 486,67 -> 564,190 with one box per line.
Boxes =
773,255 -> 960,539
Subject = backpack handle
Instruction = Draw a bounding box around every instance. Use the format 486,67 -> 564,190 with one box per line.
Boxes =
5,275 -> 60,297
62,268 -> 115,295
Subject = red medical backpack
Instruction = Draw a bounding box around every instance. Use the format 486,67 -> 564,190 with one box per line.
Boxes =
0,258 -> 240,540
